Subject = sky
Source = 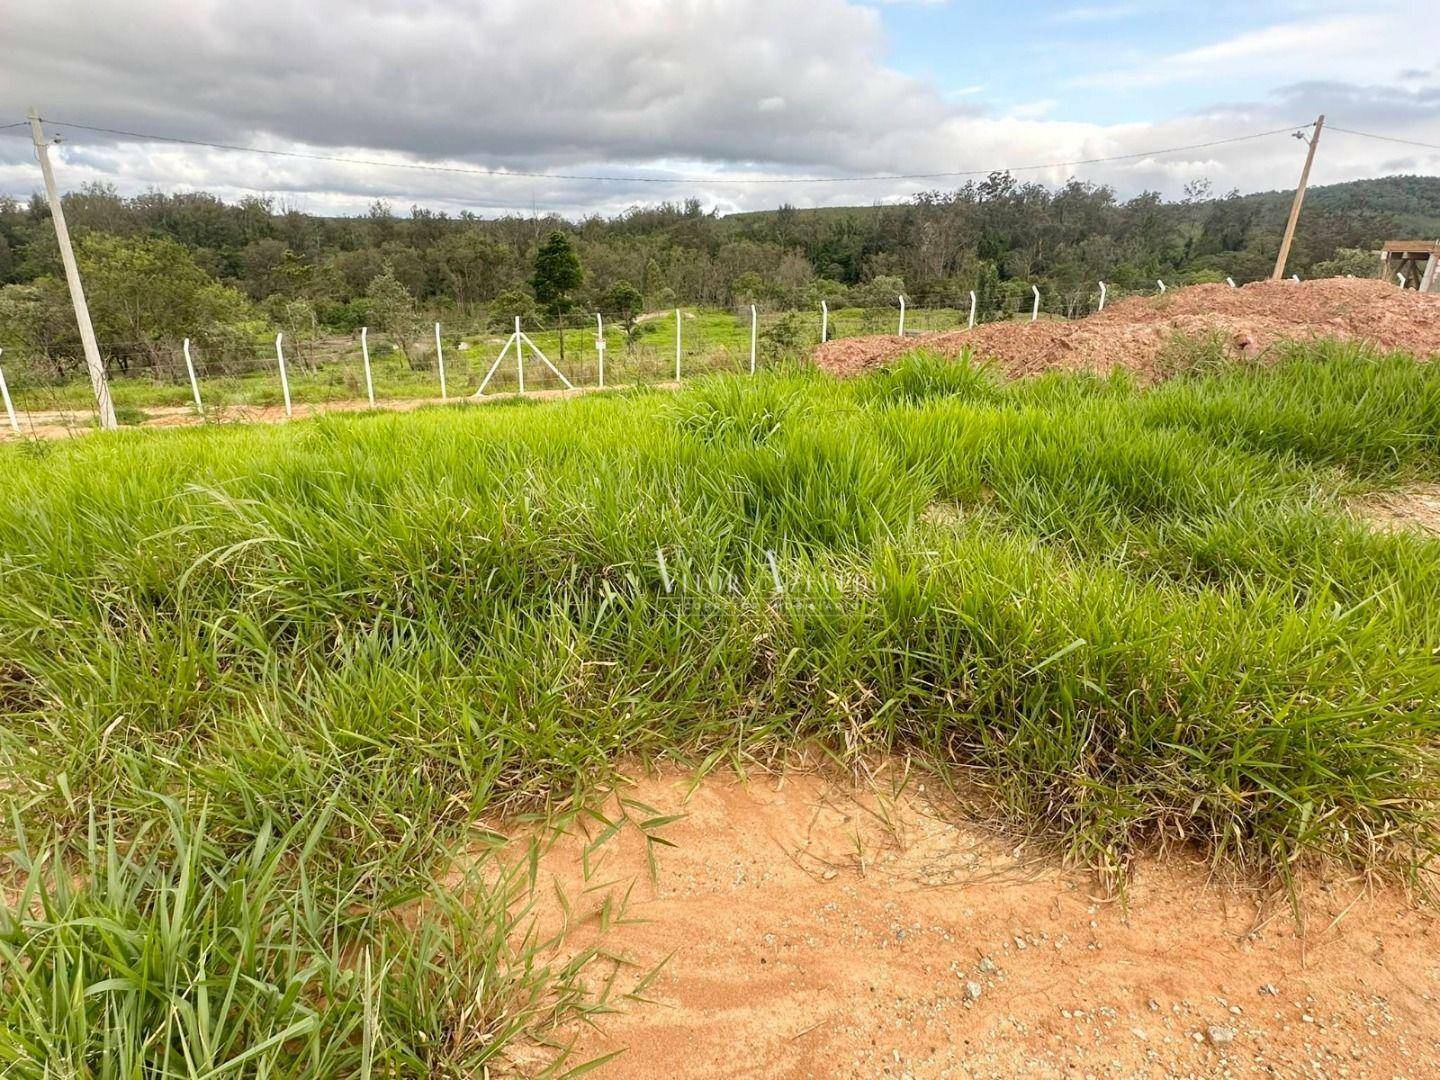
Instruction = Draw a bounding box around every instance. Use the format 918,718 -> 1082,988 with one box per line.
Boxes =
0,0 -> 1437,219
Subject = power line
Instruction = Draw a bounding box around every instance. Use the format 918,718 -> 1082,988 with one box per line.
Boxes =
1327,125 -> 1440,153
10,116 -> 1306,186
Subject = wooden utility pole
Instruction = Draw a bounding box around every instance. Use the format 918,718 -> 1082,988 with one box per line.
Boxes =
1271,114 -> 1324,281
27,109 -> 117,430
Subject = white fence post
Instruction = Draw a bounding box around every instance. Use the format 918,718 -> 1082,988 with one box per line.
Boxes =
674,308 -> 682,382
182,337 -> 203,415
750,304 -> 757,375
516,316 -> 525,393
1031,285 -> 1040,322
274,333 -> 292,418
434,322 -> 447,400
897,295 -> 906,336
820,300 -> 828,343
1097,282 -> 1108,312
968,290 -> 977,330
0,349 -> 19,434
360,327 -> 375,406
595,313 -> 605,388
1156,279 -> 1167,294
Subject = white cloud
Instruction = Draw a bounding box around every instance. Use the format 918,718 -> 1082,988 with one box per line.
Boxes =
1048,4 -> 1141,24
1072,5 -> 1432,92
0,0 -> 1436,217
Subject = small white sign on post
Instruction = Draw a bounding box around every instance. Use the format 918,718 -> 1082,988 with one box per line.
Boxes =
674,308 -> 682,382
360,327 -> 375,406
820,300 -> 828,343
897,295 -> 906,337
434,322 -> 447,400
1097,282 -> 1108,312
0,348 -> 19,434
750,304 -> 757,375
595,313 -> 606,388
1031,285 -> 1041,322
274,333 -> 292,418
182,337 -> 203,416
968,291 -> 977,330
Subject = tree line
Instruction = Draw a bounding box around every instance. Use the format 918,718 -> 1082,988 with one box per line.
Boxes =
0,172 -> 1424,379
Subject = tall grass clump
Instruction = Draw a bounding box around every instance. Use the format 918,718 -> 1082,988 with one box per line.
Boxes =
0,809 -> 607,1077
2,338 -> 1439,1069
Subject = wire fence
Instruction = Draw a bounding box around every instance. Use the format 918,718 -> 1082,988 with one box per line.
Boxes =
0,279 -> 1190,437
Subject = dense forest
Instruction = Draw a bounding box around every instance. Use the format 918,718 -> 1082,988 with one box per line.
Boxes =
1,173 -> 1435,378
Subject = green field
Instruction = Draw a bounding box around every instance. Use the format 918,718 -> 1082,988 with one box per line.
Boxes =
2,340 -> 1439,1074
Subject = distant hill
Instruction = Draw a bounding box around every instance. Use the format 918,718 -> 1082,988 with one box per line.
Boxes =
1236,176 -> 1440,238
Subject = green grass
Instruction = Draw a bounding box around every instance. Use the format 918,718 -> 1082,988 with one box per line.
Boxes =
2,339 -> 1439,1074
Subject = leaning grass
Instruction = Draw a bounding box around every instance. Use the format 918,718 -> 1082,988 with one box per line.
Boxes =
2,340 -> 1439,1073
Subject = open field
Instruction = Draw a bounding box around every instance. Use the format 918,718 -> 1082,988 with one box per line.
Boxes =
2,340 -> 1440,1074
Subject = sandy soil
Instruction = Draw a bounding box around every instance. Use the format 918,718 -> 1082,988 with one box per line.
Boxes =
504,767 -> 1440,1079
0,383 -> 671,442
1352,485 -> 1440,539
813,278 -> 1440,381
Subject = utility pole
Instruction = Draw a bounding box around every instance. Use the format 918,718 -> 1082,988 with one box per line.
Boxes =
27,109 -> 116,430
1271,114 -> 1324,281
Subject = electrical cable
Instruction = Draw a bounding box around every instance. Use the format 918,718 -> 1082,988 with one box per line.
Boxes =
1327,125 -> 1440,153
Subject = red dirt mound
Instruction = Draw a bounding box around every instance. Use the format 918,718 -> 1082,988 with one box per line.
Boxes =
813,278 -> 1440,380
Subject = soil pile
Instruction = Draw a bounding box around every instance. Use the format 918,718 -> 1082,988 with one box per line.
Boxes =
813,277 -> 1440,380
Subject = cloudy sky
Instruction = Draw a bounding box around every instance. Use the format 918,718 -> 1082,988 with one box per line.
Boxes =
1,0 -> 1437,218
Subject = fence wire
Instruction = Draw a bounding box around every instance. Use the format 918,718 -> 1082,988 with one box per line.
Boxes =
0,280 -> 1191,433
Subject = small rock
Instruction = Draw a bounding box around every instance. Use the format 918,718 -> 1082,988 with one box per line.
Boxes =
978,956 -> 997,974
1259,983 -> 1279,996
965,981 -> 983,1002
1207,1025 -> 1237,1046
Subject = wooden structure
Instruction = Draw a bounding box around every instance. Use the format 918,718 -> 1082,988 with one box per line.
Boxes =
1381,241 -> 1440,292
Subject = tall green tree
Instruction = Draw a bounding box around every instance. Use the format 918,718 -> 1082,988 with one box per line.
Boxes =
531,231 -> 583,362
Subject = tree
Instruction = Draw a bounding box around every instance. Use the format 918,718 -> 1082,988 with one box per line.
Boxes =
0,278 -> 79,377
264,297 -> 321,372
1311,247 -> 1383,280
366,268 -> 420,368
432,229 -> 507,313
488,287 -> 538,331
601,280 -> 644,353
852,274 -> 906,312
74,232 -> 254,374
531,230 -> 583,362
